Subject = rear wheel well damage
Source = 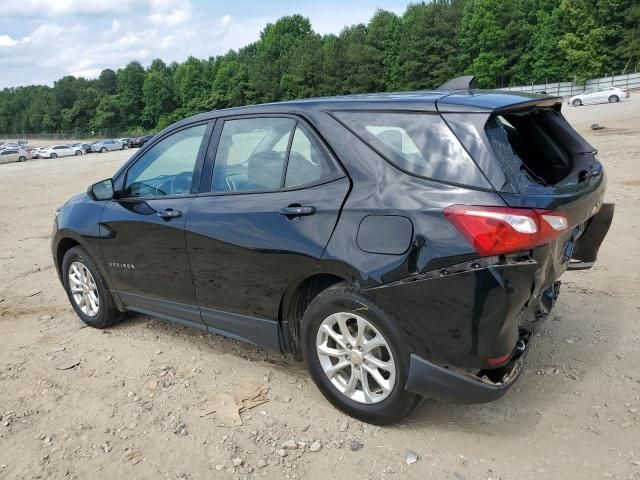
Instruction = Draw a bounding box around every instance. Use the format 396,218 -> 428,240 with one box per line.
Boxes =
280,274 -> 346,356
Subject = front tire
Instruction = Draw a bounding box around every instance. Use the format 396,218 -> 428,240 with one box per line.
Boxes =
62,246 -> 121,329
100,147 -> 107,153
18,156 -> 26,162
301,284 -> 421,424
75,150 -> 82,155
122,144 -> 128,150
50,153 -> 57,159
608,95 -> 619,103
572,99 -> 582,107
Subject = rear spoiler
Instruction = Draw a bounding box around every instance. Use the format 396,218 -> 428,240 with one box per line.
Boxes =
437,75 -> 563,113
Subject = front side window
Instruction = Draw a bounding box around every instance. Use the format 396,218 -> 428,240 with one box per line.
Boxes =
124,124 -> 207,197
334,111 -> 484,186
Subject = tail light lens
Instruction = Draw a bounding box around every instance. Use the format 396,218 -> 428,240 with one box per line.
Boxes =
444,205 -> 569,256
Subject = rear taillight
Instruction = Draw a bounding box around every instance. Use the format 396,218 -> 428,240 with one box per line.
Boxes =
444,205 -> 569,256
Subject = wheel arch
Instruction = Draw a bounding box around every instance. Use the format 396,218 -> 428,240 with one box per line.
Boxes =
54,232 -> 125,311
54,235 -> 81,279
279,272 -> 348,355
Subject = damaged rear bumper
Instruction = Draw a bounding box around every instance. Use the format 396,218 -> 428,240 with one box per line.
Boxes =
405,349 -> 527,403
567,202 -> 614,270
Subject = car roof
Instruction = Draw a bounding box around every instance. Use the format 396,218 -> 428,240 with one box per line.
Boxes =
173,88 -> 561,129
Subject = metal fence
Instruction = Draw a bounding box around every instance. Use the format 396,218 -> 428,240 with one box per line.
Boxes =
501,71 -> 640,97
0,131 -> 152,142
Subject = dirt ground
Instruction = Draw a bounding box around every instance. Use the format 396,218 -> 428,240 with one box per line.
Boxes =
1,97 -> 639,480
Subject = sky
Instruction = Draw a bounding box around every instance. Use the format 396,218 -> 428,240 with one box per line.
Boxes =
0,0 -> 409,88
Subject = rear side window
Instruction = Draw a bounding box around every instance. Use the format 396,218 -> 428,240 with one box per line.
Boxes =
211,117 -> 340,193
285,125 -> 338,188
333,111 -> 489,188
212,118 -> 294,192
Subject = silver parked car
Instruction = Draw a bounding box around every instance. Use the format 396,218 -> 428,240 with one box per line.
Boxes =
92,139 -> 128,153
0,148 -> 28,164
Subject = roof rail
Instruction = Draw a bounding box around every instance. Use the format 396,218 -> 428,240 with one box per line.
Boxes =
438,75 -> 476,91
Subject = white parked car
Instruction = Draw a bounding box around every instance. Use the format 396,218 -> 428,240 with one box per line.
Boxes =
31,146 -> 47,159
568,86 -> 630,107
39,145 -> 83,159
0,148 -> 29,164
92,139 -> 128,153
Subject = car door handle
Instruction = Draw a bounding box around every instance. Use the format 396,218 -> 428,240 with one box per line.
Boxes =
279,205 -> 316,217
157,208 -> 182,219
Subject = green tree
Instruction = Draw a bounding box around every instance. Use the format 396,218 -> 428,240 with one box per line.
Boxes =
96,69 -> 117,94
116,61 -> 146,127
396,1 -> 463,89
142,61 -> 175,128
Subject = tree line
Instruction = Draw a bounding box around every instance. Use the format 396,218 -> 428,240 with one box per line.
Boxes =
1,0 -> 638,136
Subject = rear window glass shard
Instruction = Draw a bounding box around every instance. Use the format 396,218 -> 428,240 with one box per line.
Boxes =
333,111 -> 490,189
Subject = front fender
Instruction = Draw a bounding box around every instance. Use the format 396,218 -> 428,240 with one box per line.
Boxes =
51,195 -> 124,310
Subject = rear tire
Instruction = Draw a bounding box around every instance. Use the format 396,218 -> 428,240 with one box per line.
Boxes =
75,150 -> 82,155
572,99 -> 582,107
301,283 -> 421,424
62,246 -> 122,329
608,95 -> 619,103
122,144 -> 128,150
18,156 -> 26,162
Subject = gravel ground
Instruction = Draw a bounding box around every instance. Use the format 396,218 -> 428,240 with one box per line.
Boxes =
0,97 -> 639,480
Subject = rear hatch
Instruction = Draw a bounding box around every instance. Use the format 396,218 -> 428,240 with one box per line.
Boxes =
438,93 -> 613,278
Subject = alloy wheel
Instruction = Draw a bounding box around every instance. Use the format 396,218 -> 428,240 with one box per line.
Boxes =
68,261 -> 100,317
316,312 -> 396,404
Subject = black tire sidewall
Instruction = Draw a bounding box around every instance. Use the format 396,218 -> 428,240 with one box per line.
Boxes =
609,95 -> 619,103
301,286 -> 418,424
573,99 -> 582,106
62,246 -> 116,328
51,153 -> 57,158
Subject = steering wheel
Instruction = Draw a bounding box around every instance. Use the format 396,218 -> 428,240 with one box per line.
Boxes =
169,171 -> 193,195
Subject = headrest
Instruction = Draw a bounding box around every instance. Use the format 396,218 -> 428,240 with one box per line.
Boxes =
247,151 -> 284,189
376,129 -> 403,151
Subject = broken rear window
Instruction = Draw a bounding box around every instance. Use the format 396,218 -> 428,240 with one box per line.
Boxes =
484,108 -> 600,194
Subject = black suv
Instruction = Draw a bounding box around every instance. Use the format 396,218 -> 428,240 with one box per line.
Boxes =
52,77 -> 613,424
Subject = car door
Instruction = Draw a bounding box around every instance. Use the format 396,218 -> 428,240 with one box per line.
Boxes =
99,122 -> 213,324
185,115 -> 350,349
594,88 -> 609,103
58,146 -> 71,157
0,150 -> 18,164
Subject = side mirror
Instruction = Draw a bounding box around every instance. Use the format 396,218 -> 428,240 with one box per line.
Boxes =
87,178 -> 115,201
